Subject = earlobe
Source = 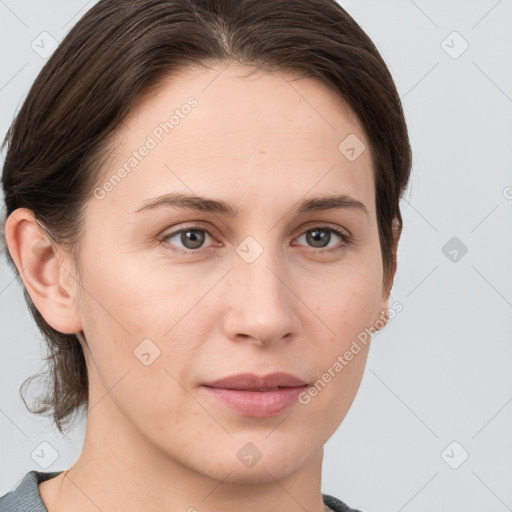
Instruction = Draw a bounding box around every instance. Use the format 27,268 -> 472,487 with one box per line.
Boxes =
4,207 -> 83,334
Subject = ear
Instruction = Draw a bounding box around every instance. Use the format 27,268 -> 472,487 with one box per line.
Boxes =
4,208 -> 83,334
375,218 -> 402,331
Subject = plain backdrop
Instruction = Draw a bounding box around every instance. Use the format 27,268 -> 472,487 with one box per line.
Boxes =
0,1 -> 511,511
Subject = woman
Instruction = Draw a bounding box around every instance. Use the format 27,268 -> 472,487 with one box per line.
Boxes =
0,0 -> 411,510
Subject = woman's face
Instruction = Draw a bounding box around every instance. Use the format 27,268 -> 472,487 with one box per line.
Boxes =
66,62 -> 392,482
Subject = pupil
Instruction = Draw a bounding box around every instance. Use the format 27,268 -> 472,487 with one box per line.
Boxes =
182,230 -> 204,249
308,229 -> 329,248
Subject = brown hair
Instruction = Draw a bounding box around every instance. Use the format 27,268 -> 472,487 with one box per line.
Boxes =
1,0 -> 411,433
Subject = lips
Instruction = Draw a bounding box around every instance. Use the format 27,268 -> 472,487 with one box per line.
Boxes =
201,372 -> 309,418
203,372 -> 307,391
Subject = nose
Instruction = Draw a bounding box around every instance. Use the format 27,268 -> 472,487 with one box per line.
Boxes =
221,253 -> 300,347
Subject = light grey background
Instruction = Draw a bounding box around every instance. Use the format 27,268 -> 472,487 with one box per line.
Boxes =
1,1 -> 511,511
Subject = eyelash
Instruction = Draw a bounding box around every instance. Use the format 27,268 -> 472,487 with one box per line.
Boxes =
160,225 -> 352,255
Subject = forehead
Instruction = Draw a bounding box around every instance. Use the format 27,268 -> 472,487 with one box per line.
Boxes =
92,62 -> 374,216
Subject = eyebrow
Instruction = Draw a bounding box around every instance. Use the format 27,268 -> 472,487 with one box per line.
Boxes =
134,192 -> 369,219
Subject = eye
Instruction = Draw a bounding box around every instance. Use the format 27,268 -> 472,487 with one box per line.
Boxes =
294,226 -> 350,253
161,227 -> 216,253
160,225 -> 351,255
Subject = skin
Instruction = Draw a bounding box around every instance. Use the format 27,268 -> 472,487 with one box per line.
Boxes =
5,61 -> 397,512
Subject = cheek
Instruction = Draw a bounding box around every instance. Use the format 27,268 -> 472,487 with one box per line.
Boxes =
78,267 -> 202,434
312,255 -> 383,338
79,245 -> 191,339
298,274 -> 377,432
298,254 -> 381,406
77,249 -> 212,395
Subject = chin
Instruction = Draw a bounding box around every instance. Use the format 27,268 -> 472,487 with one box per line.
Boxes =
207,457 -> 306,485
191,435 -> 319,484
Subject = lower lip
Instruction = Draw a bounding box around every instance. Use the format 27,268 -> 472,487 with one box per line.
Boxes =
201,386 -> 307,418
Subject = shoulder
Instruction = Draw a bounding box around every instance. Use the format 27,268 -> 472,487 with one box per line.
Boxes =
0,470 -> 63,512
323,493 -> 364,512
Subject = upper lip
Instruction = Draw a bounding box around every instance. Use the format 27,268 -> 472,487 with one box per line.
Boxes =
203,372 -> 308,391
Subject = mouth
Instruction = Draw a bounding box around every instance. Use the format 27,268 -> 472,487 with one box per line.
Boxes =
202,372 -> 308,390
201,372 -> 309,418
